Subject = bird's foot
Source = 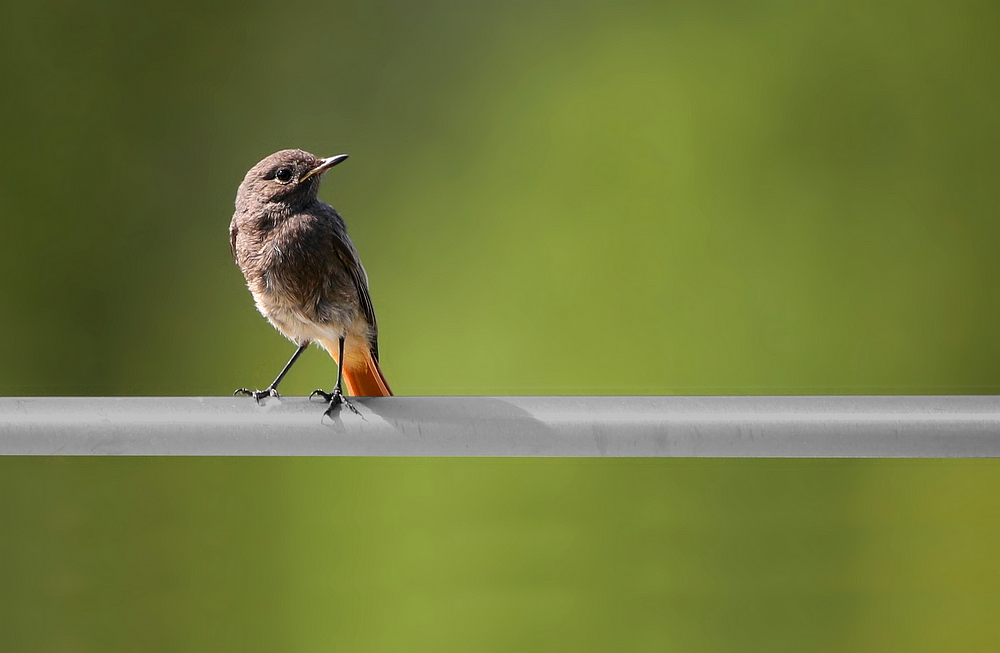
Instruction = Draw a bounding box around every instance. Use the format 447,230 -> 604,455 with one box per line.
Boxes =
234,387 -> 280,403
310,388 -> 360,416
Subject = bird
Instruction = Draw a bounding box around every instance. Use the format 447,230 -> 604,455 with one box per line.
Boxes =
230,149 -> 391,414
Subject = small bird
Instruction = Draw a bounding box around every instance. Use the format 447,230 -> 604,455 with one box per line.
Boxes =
230,149 -> 391,414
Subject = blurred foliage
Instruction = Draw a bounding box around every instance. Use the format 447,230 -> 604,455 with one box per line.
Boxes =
1,0 -> 997,396
1,0 -> 999,651
3,458 -> 1000,652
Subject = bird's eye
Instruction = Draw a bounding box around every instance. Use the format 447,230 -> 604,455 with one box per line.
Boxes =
275,168 -> 293,183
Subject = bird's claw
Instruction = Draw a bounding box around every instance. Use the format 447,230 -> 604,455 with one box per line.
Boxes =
234,387 -> 280,403
311,388 -> 360,416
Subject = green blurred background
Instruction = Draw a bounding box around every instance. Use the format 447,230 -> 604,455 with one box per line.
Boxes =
2,0 -> 1000,650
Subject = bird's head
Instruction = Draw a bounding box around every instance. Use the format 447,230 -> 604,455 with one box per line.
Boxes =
236,149 -> 348,209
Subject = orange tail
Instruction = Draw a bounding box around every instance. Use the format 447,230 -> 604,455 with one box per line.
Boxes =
343,352 -> 392,397
317,337 -> 392,397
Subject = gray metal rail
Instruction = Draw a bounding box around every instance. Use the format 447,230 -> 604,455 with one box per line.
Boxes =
1,395 -> 999,456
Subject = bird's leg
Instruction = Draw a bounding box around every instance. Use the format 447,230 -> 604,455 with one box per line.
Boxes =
235,342 -> 308,402
310,336 -> 360,416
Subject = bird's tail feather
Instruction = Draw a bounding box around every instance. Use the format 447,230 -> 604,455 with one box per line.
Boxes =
344,352 -> 392,397
318,338 -> 392,397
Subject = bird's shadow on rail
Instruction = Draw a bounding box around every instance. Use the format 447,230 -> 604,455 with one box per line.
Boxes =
331,395 -> 558,440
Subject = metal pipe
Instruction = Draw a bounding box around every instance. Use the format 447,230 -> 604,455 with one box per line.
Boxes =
1,395 -> 998,456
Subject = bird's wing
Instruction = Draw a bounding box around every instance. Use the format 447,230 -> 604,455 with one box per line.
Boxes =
330,231 -> 381,362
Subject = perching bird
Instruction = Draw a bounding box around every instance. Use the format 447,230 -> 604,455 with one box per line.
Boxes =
230,149 -> 391,414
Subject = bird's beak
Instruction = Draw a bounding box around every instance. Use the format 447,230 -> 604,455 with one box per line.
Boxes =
300,154 -> 349,182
